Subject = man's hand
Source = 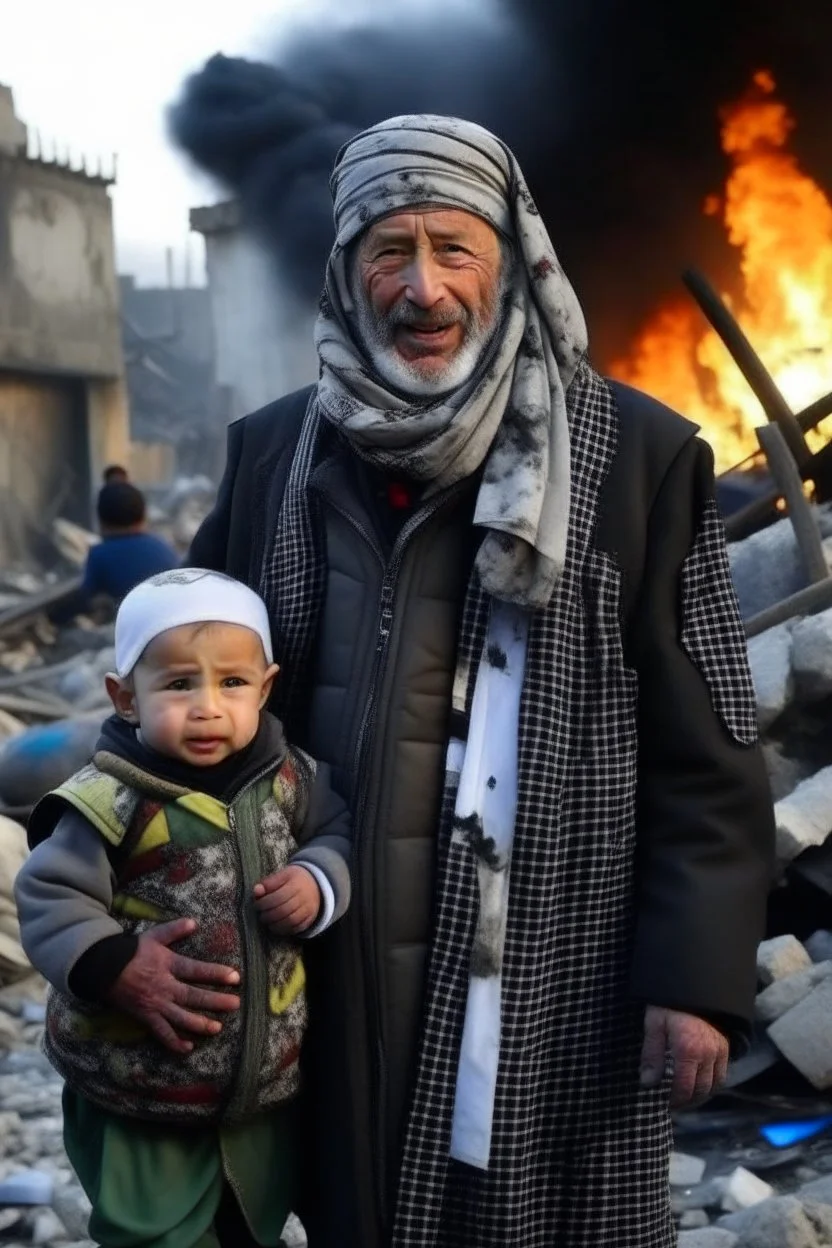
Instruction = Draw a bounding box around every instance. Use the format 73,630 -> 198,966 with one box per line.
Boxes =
640,1006 -> 729,1108
253,865 -> 321,935
105,918 -> 240,1055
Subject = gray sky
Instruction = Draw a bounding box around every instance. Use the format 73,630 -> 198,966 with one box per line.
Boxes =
0,0 -> 304,286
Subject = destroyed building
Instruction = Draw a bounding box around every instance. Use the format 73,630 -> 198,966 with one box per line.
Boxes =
0,85 -> 129,570
190,200 -> 317,420
119,274 -> 228,482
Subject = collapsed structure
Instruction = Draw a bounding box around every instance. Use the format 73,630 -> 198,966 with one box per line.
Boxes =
0,85 -> 129,571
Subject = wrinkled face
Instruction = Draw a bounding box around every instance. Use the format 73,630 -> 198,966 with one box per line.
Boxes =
355,207 -> 506,396
106,623 -> 278,766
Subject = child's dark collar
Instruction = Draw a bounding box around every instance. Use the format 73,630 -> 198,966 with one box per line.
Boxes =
95,712 -> 288,802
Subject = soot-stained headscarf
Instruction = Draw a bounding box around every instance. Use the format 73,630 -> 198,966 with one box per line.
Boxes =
314,114 -> 588,610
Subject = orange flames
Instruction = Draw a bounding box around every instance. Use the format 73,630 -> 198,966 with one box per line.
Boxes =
611,70 -> 832,473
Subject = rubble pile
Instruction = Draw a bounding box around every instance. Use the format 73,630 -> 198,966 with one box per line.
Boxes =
664,509 -> 832,1245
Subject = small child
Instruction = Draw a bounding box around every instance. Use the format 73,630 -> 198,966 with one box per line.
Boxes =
15,569 -> 351,1248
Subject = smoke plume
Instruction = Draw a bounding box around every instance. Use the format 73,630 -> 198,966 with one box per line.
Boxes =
170,0 -> 832,365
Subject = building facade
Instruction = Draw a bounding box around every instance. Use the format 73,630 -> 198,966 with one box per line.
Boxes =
0,84 -> 128,566
190,200 -> 317,422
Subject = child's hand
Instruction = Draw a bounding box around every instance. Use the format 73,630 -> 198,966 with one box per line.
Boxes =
253,865 -> 321,934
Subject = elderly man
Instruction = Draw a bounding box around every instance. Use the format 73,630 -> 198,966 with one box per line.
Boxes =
191,116 -> 774,1248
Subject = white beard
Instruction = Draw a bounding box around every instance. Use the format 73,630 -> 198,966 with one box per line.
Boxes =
353,288 -> 503,400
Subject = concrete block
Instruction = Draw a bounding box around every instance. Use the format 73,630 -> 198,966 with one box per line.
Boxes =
806,931 -> 832,964
748,623 -> 794,732
719,1195 -> 821,1246
768,976 -> 832,1089
792,609 -> 832,701
717,1166 -> 775,1213
679,1210 -> 711,1229
798,1174 -> 832,1205
762,741 -> 809,804
755,962 -> 832,1023
775,770 -> 832,866
729,518 -> 806,620
757,935 -> 812,987
671,1151 -> 708,1187
678,1230 -> 738,1248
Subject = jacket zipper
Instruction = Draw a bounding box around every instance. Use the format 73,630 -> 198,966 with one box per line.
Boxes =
225,760 -> 286,1123
327,489 -> 460,1231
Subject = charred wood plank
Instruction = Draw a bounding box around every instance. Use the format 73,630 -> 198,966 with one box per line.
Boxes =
756,423 -> 828,585
745,577 -> 832,638
683,269 -> 811,470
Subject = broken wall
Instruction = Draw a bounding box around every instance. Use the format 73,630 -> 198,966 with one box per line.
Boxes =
191,201 -> 317,418
0,158 -> 122,378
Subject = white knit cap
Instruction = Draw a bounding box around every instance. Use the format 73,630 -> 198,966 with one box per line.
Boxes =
114,569 -> 274,677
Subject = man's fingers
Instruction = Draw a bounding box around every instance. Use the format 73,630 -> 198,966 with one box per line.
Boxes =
162,1001 -> 224,1036
170,952 -> 240,986
639,1009 -> 668,1087
671,1056 -> 707,1108
691,1058 -> 718,1107
714,1045 -> 730,1091
146,918 -> 197,947
146,1013 -> 194,1054
177,985 -> 240,1013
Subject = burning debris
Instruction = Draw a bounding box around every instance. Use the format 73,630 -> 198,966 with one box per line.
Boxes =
613,71 -> 832,473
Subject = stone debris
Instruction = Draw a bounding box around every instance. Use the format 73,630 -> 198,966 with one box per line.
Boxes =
718,1193 -> 830,1246
756,961 -> 832,1023
678,1230 -> 738,1248
717,1166 -> 775,1213
0,818 -> 29,988
672,1151 -> 708,1187
757,935 -> 813,987
775,769 -> 832,866
768,976 -> 832,1089
749,622 -> 795,732
792,610 -> 832,701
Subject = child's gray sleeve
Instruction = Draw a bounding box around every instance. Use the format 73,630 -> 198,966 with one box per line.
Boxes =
14,810 -> 123,993
290,758 -> 352,927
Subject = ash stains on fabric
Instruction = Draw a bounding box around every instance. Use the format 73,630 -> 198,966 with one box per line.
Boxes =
486,643 -> 508,670
453,811 -> 503,872
532,256 -> 557,281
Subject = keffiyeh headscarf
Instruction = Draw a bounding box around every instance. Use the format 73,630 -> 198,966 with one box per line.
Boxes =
314,114 -> 588,609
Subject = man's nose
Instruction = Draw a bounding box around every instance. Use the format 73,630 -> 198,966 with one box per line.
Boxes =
403,255 -> 444,308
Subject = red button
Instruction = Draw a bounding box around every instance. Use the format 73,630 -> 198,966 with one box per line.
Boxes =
387,481 -> 412,510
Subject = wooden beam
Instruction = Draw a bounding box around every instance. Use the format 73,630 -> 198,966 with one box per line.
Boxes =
683,269 -> 811,470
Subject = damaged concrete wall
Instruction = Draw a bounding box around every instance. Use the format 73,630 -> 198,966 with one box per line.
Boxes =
190,201 -> 317,419
0,374 -> 89,562
0,86 -> 129,563
0,156 -> 122,379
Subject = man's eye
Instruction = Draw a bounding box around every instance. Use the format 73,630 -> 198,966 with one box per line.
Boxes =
166,679 -> 190,691
223,677 -> 246,688
441,243 -> 467,254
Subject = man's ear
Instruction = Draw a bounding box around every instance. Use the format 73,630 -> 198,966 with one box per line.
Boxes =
260,663 -> 280,709
105,673 -> 139,722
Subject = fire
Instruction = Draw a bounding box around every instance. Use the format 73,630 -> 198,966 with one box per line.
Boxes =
611,70 -> 832,473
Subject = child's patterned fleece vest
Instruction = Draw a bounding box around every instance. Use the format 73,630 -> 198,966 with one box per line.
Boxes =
36,747 -> 314,1125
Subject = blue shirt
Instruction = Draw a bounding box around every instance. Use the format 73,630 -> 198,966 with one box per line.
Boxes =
82,533 -> 179,602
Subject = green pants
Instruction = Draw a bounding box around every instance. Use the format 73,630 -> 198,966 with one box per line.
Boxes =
63,1088 -> 297,1248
